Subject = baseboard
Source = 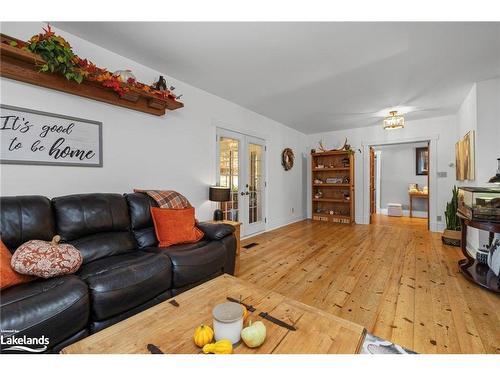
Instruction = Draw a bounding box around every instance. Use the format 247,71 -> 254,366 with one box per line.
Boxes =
380,208 -> 428,219
241,215 -> 306,240
430,222 -> 445,233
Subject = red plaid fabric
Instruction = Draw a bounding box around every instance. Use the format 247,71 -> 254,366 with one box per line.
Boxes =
134,189 -> 191,209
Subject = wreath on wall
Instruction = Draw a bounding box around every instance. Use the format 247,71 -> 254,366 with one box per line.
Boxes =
281,148 -> 295,171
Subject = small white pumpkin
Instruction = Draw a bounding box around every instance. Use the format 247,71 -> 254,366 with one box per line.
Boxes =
113,69 -> 136,82
241,320 -> 266,348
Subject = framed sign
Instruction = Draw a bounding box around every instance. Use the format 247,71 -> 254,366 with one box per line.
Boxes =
0,104 -> 102,167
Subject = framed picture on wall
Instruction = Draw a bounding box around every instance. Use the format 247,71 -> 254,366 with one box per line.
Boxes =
0,104 -> 102,167
415,147 -> 429,175
455,130 -> 475,181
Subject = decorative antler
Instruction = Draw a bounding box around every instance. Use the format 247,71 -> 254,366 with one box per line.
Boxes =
318,140 -> 328,152
340,137 -> 348,150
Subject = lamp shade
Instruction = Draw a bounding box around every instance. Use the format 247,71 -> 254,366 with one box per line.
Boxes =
209,186 -> 230,202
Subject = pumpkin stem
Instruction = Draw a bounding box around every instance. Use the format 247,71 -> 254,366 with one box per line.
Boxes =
52,235 -> 61,245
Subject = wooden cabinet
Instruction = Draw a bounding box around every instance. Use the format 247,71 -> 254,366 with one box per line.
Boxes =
311,151 -> 355,224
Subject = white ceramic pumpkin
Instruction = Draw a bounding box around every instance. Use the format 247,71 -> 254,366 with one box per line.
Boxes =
114,69 -> 136,82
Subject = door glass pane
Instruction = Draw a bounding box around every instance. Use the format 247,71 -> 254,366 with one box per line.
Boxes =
219,137 -> 239,221
248,143 -> 263,224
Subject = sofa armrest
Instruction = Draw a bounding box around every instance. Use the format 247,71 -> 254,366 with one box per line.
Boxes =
196,222 -> 235,241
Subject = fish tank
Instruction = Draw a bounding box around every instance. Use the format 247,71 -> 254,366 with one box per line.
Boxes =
458,187 -> 500,222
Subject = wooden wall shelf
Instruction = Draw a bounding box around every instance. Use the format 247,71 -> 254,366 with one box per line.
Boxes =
313,184 -> 351,187
313,198 -> 350,203
312,167 -> 350,171
0,34 -> 183,116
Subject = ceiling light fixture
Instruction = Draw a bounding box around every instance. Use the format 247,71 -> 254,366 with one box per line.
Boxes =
383,111 -> 405,130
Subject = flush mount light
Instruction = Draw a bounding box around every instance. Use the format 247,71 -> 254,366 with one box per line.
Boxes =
383,111 -> 405,130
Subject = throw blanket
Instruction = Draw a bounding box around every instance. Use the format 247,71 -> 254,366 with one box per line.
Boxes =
134,189 -> 191,209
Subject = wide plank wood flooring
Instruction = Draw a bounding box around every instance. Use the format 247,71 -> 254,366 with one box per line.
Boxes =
238,216 -> 500,354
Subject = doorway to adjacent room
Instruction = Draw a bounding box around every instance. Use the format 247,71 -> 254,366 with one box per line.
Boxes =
368,141 -> 430,229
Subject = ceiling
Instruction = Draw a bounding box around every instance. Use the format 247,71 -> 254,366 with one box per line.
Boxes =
54,22 -> 500,134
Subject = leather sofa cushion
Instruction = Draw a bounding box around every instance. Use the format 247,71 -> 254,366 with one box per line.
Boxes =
53,194 -> 136,263
143,241 -> 226,288
124,193 -> 159,248
0,275 -> 89,352
77,252 -> 172,321
53,193 -> 131,239
0,196 -> 55,251
69,231 -> 136,264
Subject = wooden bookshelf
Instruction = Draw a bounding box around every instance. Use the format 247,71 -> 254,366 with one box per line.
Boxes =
311,150 -> 355,224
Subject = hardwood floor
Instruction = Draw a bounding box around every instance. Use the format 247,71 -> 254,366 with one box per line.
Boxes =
238,217 -> 500,354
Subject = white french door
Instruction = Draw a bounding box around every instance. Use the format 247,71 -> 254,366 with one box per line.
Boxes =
216,128 -> 266,237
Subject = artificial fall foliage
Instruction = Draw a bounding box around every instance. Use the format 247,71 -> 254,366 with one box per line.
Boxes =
7,25 -> 178,100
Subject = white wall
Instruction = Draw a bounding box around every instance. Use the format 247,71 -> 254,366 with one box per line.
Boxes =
457,84 -> 477,143
476,78 -> 500,184
0,23 -> 308,231
377,142 -> 429,216
307,115 -> 458,231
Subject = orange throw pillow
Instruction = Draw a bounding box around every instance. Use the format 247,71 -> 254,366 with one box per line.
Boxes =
1,240 -> 33,290
150,207 -> 204,248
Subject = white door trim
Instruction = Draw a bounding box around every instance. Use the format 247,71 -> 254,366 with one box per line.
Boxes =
361,134 -> 440,232
375,150 -> 382,213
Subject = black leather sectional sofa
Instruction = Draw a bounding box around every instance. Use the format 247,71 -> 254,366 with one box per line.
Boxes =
0,193 -> 236,353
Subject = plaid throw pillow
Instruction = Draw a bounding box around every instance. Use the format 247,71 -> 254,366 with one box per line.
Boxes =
134,189 -> 191,209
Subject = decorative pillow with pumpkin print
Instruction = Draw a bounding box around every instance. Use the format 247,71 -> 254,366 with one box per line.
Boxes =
11,235 -> 83,279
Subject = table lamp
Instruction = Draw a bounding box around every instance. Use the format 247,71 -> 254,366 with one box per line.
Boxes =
209,186 -> 230,221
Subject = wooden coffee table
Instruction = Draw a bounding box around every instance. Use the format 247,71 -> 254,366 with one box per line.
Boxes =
61,274 -> 366,354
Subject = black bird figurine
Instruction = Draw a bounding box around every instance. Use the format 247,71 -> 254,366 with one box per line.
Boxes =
154,75 -> 167,91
